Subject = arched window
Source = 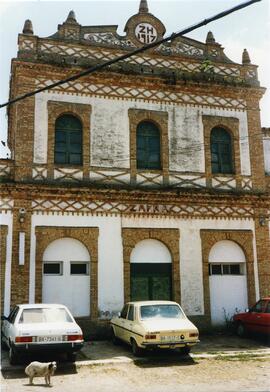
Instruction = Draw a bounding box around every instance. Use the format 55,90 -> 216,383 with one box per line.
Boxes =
54,115 -> 82,165
210,127 -> 233,174
136,121 -> 161,169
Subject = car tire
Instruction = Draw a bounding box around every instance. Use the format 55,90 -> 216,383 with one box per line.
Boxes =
180,346 -> 191,356
236,322 -> 247,338
9,344 -> 19,365
66,352 -> 77,362
131,339 -> 143,357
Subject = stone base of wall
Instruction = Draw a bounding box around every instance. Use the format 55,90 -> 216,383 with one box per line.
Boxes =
76,317 -> 111,340
188,315 -> 211,333
76,315 -> 212,340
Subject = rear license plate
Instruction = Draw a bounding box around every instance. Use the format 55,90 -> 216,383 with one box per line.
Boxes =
160,335 -> 182,342
37,336 -> 62,343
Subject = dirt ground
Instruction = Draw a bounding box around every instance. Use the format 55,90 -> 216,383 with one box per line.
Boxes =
1,356 -> 270,392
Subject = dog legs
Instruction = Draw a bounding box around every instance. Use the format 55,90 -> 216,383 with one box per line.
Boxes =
45,374 -> 51,386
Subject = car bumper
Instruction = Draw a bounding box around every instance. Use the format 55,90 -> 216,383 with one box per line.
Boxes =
13,341 -> 84,354
141,339 -> 200,349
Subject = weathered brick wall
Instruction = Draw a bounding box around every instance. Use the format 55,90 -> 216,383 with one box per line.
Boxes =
254,210 -> 270,298
246,95 -> 266,191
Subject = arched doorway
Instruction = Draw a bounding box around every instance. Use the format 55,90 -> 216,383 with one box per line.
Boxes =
208,240 -> 248,325
42,238 -> 90,317
130,239 -> 172,301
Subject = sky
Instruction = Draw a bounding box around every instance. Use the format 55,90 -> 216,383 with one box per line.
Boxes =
0,0 -> 269,159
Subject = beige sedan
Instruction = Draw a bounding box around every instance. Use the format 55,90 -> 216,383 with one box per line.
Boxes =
110,300 -> 199,356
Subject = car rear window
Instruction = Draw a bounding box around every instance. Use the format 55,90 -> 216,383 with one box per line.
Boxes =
19,308 -> 73,323
140,304 -> 185,320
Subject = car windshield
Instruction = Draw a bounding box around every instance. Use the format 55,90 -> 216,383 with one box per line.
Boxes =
140,304 -> 185,320
18,308 -> 73,324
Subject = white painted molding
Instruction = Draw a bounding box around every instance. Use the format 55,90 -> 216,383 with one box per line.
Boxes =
19,232 -> 25,265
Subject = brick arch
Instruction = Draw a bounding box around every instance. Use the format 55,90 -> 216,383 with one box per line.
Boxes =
35,226 -> 99,319
200,229 -> 256,318
122,228 -> 180,304
128,108 -> 169,185
202,115 -> 241,187
47,100 -> 91,180
55,111 -> 83,125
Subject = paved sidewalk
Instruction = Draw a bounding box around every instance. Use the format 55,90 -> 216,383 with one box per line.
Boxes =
1,333 -> 270,371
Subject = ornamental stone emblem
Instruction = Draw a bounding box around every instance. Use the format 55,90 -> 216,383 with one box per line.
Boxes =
135,22 -> 157,43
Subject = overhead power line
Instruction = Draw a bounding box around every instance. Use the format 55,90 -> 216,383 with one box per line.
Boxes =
0,0 -> 261,109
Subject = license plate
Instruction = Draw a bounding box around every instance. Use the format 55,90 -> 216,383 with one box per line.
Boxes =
160,335 -> 182,342
37,336 -> 62,343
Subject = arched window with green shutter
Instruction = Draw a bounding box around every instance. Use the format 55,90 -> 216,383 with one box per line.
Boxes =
210,127 -> 233,174
136,121 -> 161,170
54,115 -> 82,165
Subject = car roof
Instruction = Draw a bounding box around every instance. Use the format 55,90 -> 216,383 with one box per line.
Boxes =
16,304 -> 68,309
127,301 -> 180,306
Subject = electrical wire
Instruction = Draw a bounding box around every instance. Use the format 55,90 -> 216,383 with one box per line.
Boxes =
0,0 -> 261,109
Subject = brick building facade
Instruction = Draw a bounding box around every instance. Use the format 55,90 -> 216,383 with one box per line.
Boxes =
0,0 -> 269,334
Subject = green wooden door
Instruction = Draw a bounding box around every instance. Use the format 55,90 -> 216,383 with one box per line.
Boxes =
131,263 -> 172,301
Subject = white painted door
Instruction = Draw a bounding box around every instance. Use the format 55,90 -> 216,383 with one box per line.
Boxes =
208,240 -> 248,326
42,238 -> 90,317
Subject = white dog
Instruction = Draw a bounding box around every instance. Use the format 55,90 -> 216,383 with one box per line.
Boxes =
25,361 -> 57,386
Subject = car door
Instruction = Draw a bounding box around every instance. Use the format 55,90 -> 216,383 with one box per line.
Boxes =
125,304 -> 135,343
114,304 -> 129,342
246,300 -> 268,334
258,300 -> 270,335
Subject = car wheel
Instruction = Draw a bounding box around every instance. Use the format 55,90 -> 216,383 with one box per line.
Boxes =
180,346 -> 191,356
236,322 -> 247,338
9,344 -> 19,365
131,339 -> 143,357
66,352 -> 77,362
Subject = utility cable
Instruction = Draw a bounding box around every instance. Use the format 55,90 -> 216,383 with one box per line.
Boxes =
0,0 -> 261,109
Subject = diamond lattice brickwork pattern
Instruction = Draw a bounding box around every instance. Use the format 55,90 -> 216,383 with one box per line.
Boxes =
36,78 -> 246,110
30,198 -> 254,219
0,198 -> 14,210
212,176 -> 236,190
38,42 -> 245,78
169,173 -> 206,189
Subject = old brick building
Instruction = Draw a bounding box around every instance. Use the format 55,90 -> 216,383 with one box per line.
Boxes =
0,0 -> 269,333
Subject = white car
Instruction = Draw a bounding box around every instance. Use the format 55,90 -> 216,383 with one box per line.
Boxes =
1,304 -> 84,364
110,300 -> 199,356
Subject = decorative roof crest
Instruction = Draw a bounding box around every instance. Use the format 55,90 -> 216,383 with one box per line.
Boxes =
242,48 -> 251,64
206,31 -> 215,44
139,0 -> 149,14
65,10 -> 78,24
23,19 -> 33,35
